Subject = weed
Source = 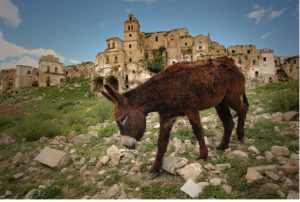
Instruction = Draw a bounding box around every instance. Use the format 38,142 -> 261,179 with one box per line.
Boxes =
198,186 -> 234,199
31,185 -> 61,199
94,99 -> 114,122
269,89 -> 299,112
171,128 -> 196,143
98,125 -> 118,138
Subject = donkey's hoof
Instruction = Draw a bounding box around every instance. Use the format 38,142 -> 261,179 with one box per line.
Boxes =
147,172 -> 159,180
238,137 -> 245,143
216,144 -> 228,151
198,154 -> 208,161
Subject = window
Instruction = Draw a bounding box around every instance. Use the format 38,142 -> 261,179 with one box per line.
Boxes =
66,71 -> 68,75
155,36 -> 158,42
199,41 -> 202,44
255,71 -> 259,78
55,67 -> 58,73
112,42 -> 115,48
132,70 -> 135,73
106,57 -> 109,64
269,77 -> 273,83
131,25 -> 133,30
27,71 -> 31,74
247,50 -> 251,54
108,43 -> 110,49
114,56 -> 118,62
129,44 -> 132,48
275,60 -> 277,65
185,42 -> 187,46
126,84 -> 129,89
129,34 -> 132,37
294,60 -> 297,64
129,16 -> 132,21
47,66 -> 50,73
125,75 -> 128,81
129,58 -> 132,62
232,50 -> 235,54
128,25 -> 130,31
253,60 -> 256,65
263,57 -> 267,62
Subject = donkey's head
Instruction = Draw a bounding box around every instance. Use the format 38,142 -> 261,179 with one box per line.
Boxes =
101,85 -> 146,149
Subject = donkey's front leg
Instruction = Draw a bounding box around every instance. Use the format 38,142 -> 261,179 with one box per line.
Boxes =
150,115 -> 176,176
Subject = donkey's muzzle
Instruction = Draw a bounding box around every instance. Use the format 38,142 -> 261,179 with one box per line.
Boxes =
120,135 -> 137,150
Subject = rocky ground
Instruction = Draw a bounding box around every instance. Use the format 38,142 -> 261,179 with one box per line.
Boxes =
0,81 -> 299,199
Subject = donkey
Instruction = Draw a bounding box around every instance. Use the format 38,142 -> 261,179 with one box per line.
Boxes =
101,56 -> 249,177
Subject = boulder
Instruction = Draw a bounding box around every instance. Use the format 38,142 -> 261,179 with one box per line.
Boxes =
287,190 -> 299,199
34,147 -> 69,168
272,112 -> 283,122
101,184 -> 121,199
222,184 -> 232,194
107,145 -> 122,166
71,133 -> 93,144
215,163 -> 231,171
227,150 -> 248,159
281,164 -> 299,175
265,151 -> 274,162
271,146 -> 289,156
245,168 -> 263,183
130,162 -> 144,173
209,178 -> 222,186
250,165 -> 278,173
177,162 -> 204,182
247,146 -> 260,155
162,156 -> 188,175
265,171 -> 280,181
11,152 -> 24,167
283,111 -> 298,121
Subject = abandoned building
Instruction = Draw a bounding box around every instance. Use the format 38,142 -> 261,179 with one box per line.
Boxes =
93,14 -> 298,92
15,65 -> 39,89
38,55 -> 66,87
0,69 -> 16,91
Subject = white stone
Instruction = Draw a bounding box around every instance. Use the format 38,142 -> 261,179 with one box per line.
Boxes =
215,163 -> 231,171
98,170 -> 106,175
154,124 -> 160,129
265,151 -> 274,162
271,146 -> 289,156
162,156 -> 188,175
204,163 -> 215,171
5,190 -> 12,197
247,146 -> 260,155
283,111 -> 298,121
287,190 -> 299,199
34,147 -> 69,168
245,168 -> 263,183
222,184 -> 232,194
13,172 -> 24,179
227,150 -> 248,159
107,145 -> 122,166
180,179 -> 202,198
265,171 -> 280,181
177,163 -> 204,182
250,165 -> 278,173
209,178 -> 222,186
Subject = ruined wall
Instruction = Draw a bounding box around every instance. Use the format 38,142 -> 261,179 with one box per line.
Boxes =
15,65 -> 38,89
65,62 -> 95,78
0,69 -> 16,91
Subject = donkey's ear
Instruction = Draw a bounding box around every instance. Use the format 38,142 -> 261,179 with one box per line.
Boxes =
103,84 -> 124,106
101,90 -> 114,103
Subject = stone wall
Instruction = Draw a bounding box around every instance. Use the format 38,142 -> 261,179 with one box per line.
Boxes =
15,65 -> 38,89
0,69 -> 16,91
64,62 -> 95,78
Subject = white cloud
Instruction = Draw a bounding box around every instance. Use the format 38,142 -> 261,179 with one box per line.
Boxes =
246,6 -> 265,24
69,59 -> 80,64
260,31 -> 273,40
268,7 -> 288,20
0,31 -> 62,69
0,0 -> 21,28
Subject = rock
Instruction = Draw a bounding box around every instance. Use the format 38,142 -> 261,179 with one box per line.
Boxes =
271,146 -> 289,156
277,190 -> 285,198
162,156 -> 188,175
281,164 -> 299,175
88,156 -> 97,165
34,147 -> 69,168
53,136 -> 67,144
204,136 -> 211,146
180,179 -> 202,198
245,168 -> 263,183
265,151 -> 274,162
177,162 -> 204,182
67,175 -> 73,180
287,190 -> 299,199
247,146 -> 260,155
0,135 -> 15,146
282,177 -> 293,188
222,184 -> 232,194
154,124 -> 160,129
227,150 -> 248,159
38,185 -> 46,189
102,184 -> 121,199
67,130 -> 77,143
256,156 -> 265,160
197,182 -> 210,191
173,138 -> 183,153
107,145 -> 122,166
71,133 -> 93,144
130,162 -> 144,173
5,190 -> 12,197
98,170 -> 105,175
81,195 -> 91,199
250,165 -> 278,173
272,112 -> 283,122
184,140 -> 193,149
69,149 -> 76,154
24,189 -> 39,199
265,171 -> 280,181
99,155 -> 110,165
11,152 -> 24,167
204,163 -> 215,171
263,183 -> 280,190
283,111 -> 298,121
274,126 -> 280,133
209,178 -> 222,186
13,172 -> 24,179
254,107 -> 264,114
215,163 -> 231,171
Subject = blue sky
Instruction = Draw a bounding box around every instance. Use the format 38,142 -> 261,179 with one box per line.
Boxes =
0,0 -> 298,69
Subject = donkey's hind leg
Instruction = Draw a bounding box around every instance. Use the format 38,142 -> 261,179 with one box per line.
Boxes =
215,100 -> 234,150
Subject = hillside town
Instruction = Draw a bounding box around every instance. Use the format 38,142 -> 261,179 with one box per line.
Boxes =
0,14 -> 298,92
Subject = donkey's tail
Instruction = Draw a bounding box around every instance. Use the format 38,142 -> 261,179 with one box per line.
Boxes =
243,91 -> 249,111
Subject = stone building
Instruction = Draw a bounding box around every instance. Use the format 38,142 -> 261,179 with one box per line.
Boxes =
275,56 -> 299,81
64,62 -> 95,78
38,55 -> 66,87
94,14 -> 289,91
0,69 -> 16,91
15,65 -> 38,89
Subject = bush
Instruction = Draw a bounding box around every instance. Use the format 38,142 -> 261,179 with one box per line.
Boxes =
148,55 -> 165,73
0,116 -> 16,131
94,99 -> 114,122
270,89 -> 299,112
12,118 -> 61,141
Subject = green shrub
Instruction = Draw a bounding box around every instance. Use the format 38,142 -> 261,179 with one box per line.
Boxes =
98,125 -> 118,137
94,99 -> 114,122
66,111 -> 83,125
148,55 -> 165,73
255,80 -> 299,93
270,89 -> 299,112
11,118 -> 61,141
0,116 -> 16,131
34,111 -> 57,120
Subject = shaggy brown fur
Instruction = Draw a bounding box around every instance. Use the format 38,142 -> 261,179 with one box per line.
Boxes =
101,56 -> 249,175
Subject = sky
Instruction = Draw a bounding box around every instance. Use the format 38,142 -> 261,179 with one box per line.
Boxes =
0,0 -> 299,69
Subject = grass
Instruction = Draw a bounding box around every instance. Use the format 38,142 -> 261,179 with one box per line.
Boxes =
171,128 -> 196,143
198,186 -> 234,199
140,183 -> 188,199
270,89 -> 299,112
98,125 -> 118,138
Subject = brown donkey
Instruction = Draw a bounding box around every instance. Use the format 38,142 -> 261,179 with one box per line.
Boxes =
101,56 -> 249,177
